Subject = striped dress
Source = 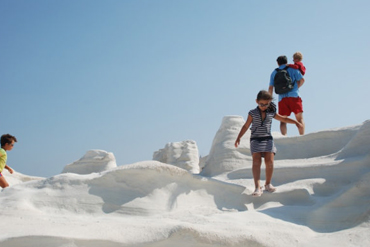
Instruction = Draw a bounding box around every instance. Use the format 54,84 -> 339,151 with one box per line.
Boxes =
248,103 -> 277,155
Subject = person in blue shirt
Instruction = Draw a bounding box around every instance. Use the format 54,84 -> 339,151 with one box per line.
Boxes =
268,55 -> 305,135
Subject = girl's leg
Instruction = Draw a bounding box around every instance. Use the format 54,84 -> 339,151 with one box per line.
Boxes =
252,153 -> 262,189
264,152 -> 275,186
0,176 -> 9,188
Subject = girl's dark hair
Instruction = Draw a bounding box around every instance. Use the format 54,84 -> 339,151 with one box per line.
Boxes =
256,90 -> 276,112
256,90 -> 273,101
1,134 -> 17,147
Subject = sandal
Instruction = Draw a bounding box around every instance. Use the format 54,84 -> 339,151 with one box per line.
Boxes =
252,187 -> 263,197
265,184 -> 276,193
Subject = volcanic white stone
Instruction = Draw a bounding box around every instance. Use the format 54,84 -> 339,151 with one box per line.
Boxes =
62,149 -> 117,174
201,116 -> 251,176
153,140 -> 200,173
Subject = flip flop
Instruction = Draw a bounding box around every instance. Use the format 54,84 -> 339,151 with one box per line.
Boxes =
265,184 -> 276,193
252,187 -> 263,197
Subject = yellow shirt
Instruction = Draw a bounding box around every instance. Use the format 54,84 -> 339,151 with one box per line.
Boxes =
0,148 -> 7,173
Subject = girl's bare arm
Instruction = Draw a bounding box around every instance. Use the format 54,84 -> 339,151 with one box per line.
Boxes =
235,115 -> 253,148
274,114 -> 303,132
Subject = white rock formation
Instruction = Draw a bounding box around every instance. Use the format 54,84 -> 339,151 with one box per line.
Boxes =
153,140 -> 200,173
201,116 -> 370,177
201,116 -> 251,177
3,120 -> 370,247
62,150 -> 117,174
337,119 -> 370,159
199,155 -> 208,171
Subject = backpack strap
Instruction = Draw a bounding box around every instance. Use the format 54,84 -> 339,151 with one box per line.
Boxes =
282,66 -> 295,85
274,66 -> 295,88
275,66 -> 289,71
275,66 -> 289,72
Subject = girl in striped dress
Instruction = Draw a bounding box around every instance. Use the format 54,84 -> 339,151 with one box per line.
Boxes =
235,90 -> 303,197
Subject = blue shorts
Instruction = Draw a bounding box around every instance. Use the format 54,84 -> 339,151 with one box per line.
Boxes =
0,172 -> 2,177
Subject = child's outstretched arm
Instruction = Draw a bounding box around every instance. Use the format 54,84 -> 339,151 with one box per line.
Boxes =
288,64 -> 299,70
235,115 -> 253,148
274,114 -> 303,133
5,165 -> 13,174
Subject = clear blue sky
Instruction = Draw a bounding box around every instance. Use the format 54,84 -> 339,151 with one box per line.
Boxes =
1,0 -> 369,177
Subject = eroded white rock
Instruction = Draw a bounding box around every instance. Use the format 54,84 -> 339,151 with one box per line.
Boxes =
201,116 -> 251,176
62,150 -> 117,174
153,140 -> 200,173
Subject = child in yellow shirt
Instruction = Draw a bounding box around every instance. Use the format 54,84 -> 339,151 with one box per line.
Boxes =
0,134 -> 17,188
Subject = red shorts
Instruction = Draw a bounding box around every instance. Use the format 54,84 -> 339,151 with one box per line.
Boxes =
278,97 -> 303,116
